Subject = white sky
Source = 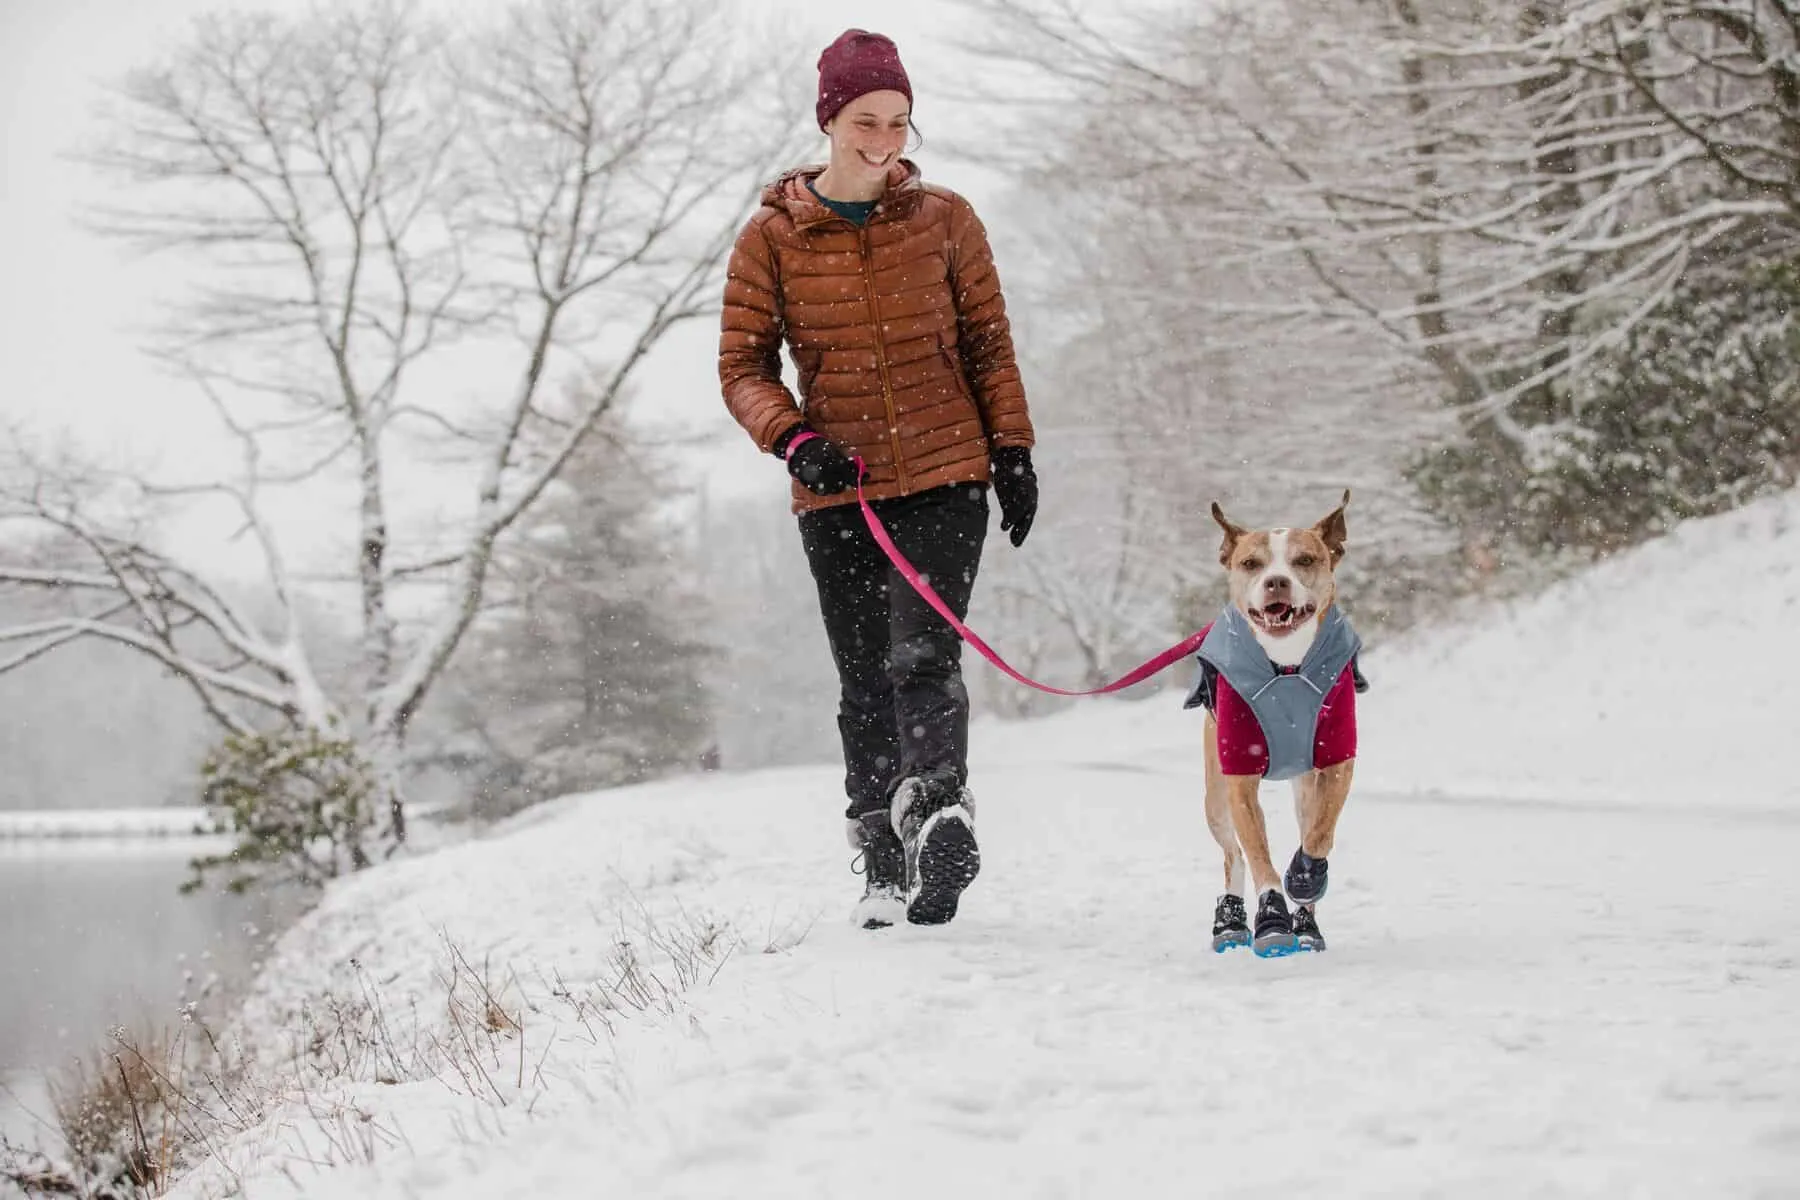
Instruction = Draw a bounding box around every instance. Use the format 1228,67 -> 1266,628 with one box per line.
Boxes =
0,0 -> 1018,579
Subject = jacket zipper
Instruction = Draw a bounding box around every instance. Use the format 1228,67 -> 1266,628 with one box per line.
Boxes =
859,223 -> 909,493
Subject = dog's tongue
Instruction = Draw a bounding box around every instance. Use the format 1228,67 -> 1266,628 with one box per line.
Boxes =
1263,603 -> 1292,621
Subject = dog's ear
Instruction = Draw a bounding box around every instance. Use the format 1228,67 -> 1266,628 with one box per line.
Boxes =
1211,501 -> 1247,566
1313,489 -> 1351,565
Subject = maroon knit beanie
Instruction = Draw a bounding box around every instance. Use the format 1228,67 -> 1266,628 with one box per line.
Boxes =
816,29 -> 912,132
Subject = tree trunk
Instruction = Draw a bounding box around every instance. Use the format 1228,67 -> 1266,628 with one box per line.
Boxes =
365,723 -> 409,852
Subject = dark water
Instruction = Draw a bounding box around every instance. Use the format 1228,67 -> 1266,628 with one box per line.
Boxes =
0,838 -> 302,1150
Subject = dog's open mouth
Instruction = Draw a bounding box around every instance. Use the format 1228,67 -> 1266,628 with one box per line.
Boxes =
1250,601 -> 1317,636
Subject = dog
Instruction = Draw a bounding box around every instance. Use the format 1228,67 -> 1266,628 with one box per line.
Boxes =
1186,490 -> 1366,957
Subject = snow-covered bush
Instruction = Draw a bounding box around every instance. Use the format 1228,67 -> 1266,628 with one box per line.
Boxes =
187,727 -> 377,893
1412,261 -> 1800,557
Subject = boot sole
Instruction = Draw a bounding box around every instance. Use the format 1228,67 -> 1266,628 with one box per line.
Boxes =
907,809 -> 980,926
1211,929 -> 1251,953
1253,931 -> 1301,957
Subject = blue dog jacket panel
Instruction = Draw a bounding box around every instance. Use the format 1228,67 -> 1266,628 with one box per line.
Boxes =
1185,605 -> 1365,782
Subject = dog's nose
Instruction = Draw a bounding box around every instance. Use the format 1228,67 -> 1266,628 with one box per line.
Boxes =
1263,574 -> 1293,600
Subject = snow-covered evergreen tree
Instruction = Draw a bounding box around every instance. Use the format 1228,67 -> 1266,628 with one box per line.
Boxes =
423,419 -> 715,819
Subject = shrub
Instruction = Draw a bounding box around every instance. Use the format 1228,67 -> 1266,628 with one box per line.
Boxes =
1412,261 -> 1800,557
187,727 -> 377,894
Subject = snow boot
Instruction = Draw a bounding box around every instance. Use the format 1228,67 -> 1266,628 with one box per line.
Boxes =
1284,847 -> 1329,904
847,812 -> 908,930
1211,893 -> 1251,953
891,775 -> 979,926
1252,889 -> 1301,957
1293,903 -> 1326,952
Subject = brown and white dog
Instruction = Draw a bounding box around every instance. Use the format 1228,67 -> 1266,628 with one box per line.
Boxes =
1197,490 -> 1360,956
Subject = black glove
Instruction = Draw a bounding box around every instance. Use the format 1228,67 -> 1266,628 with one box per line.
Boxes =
991,445 -> 1037,547
775,424 -> 859,496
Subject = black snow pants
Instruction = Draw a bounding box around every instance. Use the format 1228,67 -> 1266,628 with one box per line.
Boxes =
797,482 -> 989,821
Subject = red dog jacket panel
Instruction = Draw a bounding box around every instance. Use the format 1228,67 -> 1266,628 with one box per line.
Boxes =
1212,663 -> 1359,778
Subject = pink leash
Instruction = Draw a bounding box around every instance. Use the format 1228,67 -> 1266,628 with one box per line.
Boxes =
848,456 -> 1206,697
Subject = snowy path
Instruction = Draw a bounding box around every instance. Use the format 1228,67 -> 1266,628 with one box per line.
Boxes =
170,755 -> 1800,1200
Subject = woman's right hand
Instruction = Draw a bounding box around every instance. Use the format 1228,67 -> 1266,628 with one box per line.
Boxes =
782,427 -> 860,495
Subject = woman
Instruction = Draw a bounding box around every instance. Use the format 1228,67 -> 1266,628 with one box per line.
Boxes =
718,28 -> 1038,930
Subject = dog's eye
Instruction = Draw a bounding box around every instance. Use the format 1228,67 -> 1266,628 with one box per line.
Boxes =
1292,554 -> 1316,568
1239,559 -> 1263,572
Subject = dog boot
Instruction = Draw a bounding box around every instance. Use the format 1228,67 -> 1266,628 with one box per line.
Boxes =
1285,847 -> 1329,904
847,812 -> 908,930
1252,889 -> 1301,957
1293,903 -> 1327,952
1210,893 -> 1251,952
892,775 -> 980,926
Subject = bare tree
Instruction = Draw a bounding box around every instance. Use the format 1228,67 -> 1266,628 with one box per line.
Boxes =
0,0 -> 808,860
916,3 -> 1452,696
965,0 -> 1796,438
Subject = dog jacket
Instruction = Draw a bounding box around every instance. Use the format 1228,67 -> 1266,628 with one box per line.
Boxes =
1182,604 -> 1367,781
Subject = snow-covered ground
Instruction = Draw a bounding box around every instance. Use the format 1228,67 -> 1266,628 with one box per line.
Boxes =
133,493 -> 1800,1197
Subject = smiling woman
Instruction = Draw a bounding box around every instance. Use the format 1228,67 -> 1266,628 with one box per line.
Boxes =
716,26 -> 1039,933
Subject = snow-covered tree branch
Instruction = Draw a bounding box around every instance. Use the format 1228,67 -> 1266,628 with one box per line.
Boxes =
959,0 -> 1797,565
967,0 -> 1796,419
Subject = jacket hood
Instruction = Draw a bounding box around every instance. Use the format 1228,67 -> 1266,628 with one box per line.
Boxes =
761,159 -> 925,228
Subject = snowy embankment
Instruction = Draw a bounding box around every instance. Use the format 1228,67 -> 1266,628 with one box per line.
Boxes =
151,494 -> 1800,1199
1364,490 -> 1800,809
980,487 -> 1800,812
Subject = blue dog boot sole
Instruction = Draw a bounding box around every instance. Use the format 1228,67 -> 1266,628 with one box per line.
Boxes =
1253,931 -> 1302,957
1211,928 -> 1251,953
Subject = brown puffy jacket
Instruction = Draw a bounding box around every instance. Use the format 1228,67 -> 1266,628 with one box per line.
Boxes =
718,160 -> 1034,513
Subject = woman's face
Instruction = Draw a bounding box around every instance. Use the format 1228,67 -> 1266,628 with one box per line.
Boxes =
826,90 -> 912,186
